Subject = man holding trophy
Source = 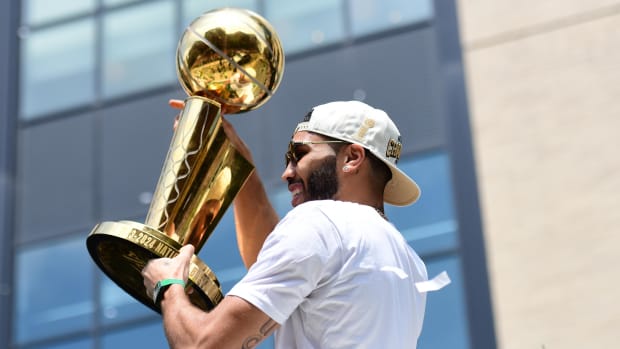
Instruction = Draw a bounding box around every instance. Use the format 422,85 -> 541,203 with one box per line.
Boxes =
142,97 -> 436,348
86,7 -> 446,349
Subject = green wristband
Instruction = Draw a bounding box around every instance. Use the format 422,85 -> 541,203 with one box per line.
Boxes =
153,278 -> 186,306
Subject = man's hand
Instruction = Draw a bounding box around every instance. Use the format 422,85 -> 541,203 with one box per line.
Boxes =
168,98 -> 254,163
141,244 -> 194,300
169,99 -> 184,130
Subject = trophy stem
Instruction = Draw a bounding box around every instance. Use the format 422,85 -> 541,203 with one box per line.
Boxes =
146,96 -> 254,250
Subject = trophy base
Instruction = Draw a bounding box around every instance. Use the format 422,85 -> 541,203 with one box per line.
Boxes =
86,220 -> 223,313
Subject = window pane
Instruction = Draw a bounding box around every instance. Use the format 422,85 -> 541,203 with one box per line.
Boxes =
102,1 -> 176,98
265,0 -> 345,54
418,255 -> 470,349
14,236 -> 94,344
103,0 -> 142,7
102,321 -> 168,349
29,337 -> 93,349
350,0 -> 433,36
100,271 -> 155,325
22,0 -> 96,26
182,0 -> 259,26
386,152 -> 458,255
20,19 -> 95,120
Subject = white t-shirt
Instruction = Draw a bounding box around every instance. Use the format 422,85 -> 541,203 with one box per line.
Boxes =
228,200 -> 428,349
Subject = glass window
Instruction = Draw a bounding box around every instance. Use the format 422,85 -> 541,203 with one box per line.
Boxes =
418,255 -> 470,349
265,0 -> 345,54
19,18 -> 96,120
22,0 -> 96,26
102,321 -> 168,349
29,337 -> 93,349
349,0 -> 433,36
386,152 -> 458,256
100,271 -> 155,325
102,0 -> 176,99
182,0 -> 259,27
14,236 -> 94,344
103,0 -> 143,8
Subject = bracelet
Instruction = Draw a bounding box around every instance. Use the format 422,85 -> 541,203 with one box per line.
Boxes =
153,278 -> 186,306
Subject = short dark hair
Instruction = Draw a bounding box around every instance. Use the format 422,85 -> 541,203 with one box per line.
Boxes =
365,150 -> 392,187
323,137 -> 392,189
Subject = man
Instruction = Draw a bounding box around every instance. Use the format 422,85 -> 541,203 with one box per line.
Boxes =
142,100 -> 434,348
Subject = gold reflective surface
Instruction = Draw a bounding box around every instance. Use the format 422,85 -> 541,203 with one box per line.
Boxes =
145,97 -> 252,250
176,7 -> 284,114
88,220 -> 223,312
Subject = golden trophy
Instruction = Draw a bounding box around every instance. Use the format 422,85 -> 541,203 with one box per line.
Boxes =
86,7 -> 284,313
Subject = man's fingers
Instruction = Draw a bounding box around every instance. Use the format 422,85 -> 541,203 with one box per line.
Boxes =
169,99 -> 185,109
178,244 -> 195,261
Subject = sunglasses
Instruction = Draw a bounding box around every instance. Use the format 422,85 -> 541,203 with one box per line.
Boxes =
285,140 -> 347,166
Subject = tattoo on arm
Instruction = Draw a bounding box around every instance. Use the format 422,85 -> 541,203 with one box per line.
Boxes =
241,319 -> 278,349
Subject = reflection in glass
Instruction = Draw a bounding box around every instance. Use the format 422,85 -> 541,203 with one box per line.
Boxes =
265,0 -> 345,53
349,0 -> 433,36
20,19 -> 95,120
14,236 -> 94,344
418,256 -> 470,349
102,0 -> 176,98
182,0 -> 259,27
22,0 -> 96,26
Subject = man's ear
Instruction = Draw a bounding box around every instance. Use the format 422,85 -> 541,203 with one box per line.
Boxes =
342,144 -> 366,171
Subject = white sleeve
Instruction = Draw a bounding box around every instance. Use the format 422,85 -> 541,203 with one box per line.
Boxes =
227,205 -> 341,324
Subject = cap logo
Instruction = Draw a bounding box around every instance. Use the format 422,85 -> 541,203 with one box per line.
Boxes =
386,138 -> 402,163
353,118 -> 375,141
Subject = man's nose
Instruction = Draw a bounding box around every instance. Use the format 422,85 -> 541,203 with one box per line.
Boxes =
281,162 -> 295,182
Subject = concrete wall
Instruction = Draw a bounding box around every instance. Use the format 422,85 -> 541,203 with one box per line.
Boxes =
457,1 -> 620,348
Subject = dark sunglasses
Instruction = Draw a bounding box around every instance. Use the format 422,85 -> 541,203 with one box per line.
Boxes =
285,140 -> 347,166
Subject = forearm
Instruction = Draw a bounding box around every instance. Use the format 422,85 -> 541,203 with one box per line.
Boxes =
160,287 -> 279,349
234,171 -> 279,268
160,285 -> 210,348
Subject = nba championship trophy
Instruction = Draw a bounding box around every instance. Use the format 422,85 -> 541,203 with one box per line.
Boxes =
86,8 -> 284,313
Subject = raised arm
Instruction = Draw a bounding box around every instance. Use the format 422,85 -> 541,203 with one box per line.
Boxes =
219,117 -> 279,268
232,170 -> 279,268
169,99 -> 279,268
142,245 -> 279,348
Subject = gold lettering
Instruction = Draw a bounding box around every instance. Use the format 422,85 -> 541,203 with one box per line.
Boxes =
385,139 -> 402,161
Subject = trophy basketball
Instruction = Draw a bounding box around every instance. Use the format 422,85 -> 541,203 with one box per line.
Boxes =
86,8 -> 284,313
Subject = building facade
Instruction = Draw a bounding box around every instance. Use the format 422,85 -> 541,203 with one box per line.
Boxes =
0,0 -> 497,348
458,0 -> 620,348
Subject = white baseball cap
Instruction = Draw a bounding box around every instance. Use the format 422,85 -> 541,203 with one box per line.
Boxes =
294,100 -> 420,206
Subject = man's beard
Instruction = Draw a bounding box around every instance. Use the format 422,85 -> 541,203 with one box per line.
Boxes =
307,155 -> 339,201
